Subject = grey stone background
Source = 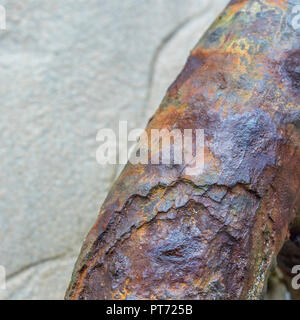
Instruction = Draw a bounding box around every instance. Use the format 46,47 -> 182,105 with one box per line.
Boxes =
0,0 -> 229,299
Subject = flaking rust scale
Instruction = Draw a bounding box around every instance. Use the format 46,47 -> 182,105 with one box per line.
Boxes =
66,0 -> 300,300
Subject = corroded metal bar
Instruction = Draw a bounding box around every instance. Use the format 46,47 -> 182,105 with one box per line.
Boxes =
66,0 -> 300,299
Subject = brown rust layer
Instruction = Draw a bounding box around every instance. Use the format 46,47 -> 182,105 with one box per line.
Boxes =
66,0 -> 300,299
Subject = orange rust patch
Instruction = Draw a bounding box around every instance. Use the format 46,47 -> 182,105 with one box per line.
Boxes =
265,0 -> 287,10
147,104 -> 189,130
228,0 -> 248,16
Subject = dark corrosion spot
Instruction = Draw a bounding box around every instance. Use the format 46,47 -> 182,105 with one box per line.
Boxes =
283,51 -> 300,92
208,27 -> 225,43
168,54 -> 204,95
290,226 -> 300,248
162,245 -> 185,258
295,119 -> 300,134
229,0 -> 246,4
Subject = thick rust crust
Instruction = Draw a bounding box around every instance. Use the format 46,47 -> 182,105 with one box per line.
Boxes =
66,0 -> 300,300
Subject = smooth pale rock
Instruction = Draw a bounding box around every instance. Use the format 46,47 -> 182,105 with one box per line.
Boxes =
0,256 -> 77,300
0,0 -> 229,299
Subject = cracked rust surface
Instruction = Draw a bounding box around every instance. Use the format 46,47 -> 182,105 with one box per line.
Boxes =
66,0 -> 300,299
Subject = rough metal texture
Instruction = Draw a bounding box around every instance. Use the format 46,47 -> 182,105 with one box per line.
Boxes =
66,0 -> 300,300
